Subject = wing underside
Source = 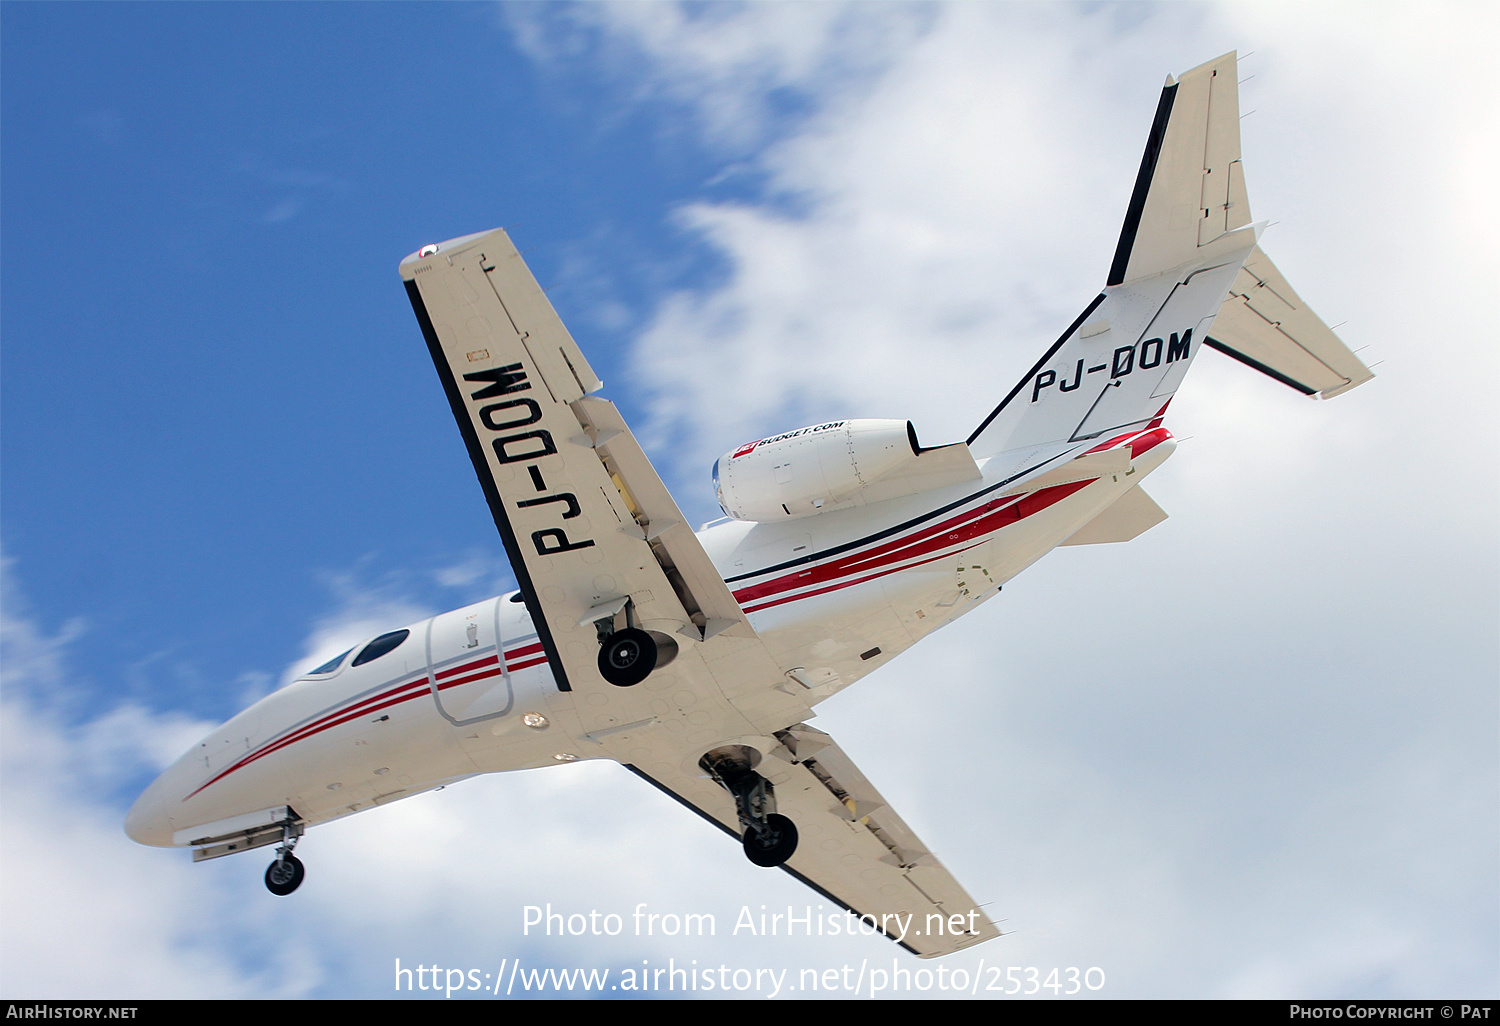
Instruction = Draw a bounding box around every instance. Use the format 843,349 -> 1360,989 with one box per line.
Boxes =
401,229 -> 775,695
631,723 -> 1000,959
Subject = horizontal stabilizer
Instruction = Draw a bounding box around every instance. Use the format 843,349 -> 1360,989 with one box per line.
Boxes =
1059,484 -> 1167,546
1205,246 -> 1373,398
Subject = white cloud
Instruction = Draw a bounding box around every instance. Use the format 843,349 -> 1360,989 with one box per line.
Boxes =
263,198 -> 303,224
0,698 -> 328,998
600,7 -> 1216,467
0,560 -> 305,998
499,0 -> 1498,998
507,2 -> 928,151
0,559 -> 922,998
432,551 -> 514,593
5,2 -> 1492,1000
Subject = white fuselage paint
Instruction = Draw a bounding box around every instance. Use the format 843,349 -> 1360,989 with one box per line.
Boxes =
125,430 -> 1174,848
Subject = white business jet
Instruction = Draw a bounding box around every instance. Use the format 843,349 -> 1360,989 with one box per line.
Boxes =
127,53 -> 1370,958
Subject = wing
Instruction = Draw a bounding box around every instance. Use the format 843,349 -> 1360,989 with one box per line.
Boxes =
630,722 -> 999,959
400,229 -> 789,710
401,228 -> 999,958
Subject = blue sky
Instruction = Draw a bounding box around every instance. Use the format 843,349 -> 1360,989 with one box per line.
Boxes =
3,3 -> 742,728
3,1 -> 1496,1000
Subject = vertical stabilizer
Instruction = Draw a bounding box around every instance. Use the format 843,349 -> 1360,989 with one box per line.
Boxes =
1109,52 -> 1252,286
966,52 -> 1369,473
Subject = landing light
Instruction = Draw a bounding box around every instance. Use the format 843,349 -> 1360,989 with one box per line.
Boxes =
522,713 -> 549,729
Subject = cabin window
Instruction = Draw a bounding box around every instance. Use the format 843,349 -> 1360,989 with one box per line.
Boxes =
352,629 -> 410,667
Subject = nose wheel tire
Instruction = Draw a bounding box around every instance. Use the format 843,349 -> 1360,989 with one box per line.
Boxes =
265,853 -> 305,895
743,814 -> 798,868
598,628 -> 657,687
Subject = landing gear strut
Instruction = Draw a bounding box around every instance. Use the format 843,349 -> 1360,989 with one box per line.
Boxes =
701,746 -> 800,868
264,819 -> 305,896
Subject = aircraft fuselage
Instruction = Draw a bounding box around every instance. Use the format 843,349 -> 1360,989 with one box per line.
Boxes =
126,426 -> 1174,847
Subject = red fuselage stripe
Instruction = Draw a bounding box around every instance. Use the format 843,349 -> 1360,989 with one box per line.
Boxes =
185,435 -> 1171,801
184,673 -> 433,800
435,654 -> 498,680
188,642 -> 557,798
732,477 -> 1094,606
742,544 -> 982,613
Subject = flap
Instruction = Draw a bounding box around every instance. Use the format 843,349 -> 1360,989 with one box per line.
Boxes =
629,723 -> 1000,959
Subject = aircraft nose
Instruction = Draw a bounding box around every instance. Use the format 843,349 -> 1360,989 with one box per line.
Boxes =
124,779 -> 174,847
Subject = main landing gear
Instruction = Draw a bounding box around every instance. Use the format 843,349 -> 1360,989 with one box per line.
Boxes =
701,746 -> 799,868
743,814 -> 799,868
594,598 -> 658,687
264,819 -> 305,896
598,627 -> 656,687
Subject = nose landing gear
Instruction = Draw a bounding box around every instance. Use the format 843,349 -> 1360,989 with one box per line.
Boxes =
265,852 -> 304,895
264,819 -> 305,895
701,746 -> 800,868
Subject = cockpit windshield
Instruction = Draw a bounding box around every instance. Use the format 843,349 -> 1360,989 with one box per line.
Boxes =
307,648 -> 353,676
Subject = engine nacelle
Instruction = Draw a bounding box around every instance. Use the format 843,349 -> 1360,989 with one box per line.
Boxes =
714,419 -> 930,521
